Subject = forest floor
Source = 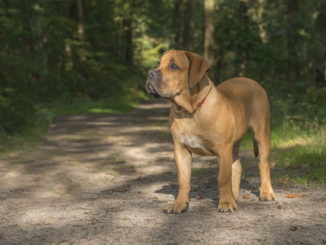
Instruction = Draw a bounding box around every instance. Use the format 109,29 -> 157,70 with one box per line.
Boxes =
0,99 -> 325,245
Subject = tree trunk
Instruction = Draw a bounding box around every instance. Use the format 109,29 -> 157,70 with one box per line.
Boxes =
172,0 -> 182,49
182,0 -> 193,50
313,3 -> 326,87
239,0 -> 249,75
76,0 -> 86,61
258,0 -> 267,43
314,59 -> 326,87
123,17 -> 133,65
204,0 -> 216,65
286,0 -> 299,82
120,0 -> 134,65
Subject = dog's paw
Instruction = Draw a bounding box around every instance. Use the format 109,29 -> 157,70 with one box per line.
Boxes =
218,198 -> 238,213
164,201 -> 189,214
259,191 -> 275,201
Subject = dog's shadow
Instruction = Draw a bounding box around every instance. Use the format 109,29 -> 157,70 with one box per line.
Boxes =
155,176 -> 259,202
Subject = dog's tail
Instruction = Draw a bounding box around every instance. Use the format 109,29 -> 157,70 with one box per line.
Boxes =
253,135 -> 259,158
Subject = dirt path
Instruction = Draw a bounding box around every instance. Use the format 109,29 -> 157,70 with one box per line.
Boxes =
0,99 -> 325,245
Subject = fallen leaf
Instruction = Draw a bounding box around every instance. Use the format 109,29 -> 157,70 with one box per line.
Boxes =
277,205 -> 285,209
284,194 -> 305,198
320,213 -> 326,217
280,176 -> 289,184
242,195 -> 251,199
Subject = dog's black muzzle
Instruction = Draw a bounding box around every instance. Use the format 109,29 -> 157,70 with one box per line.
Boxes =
145,69 -> 162,98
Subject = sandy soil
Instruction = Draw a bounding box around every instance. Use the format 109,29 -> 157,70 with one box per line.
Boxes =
0,99 -> 325,245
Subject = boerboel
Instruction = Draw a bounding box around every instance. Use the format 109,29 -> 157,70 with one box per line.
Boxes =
145,50 -> 275,213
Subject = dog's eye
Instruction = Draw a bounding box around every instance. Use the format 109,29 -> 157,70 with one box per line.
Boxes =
169,63 -> 179,70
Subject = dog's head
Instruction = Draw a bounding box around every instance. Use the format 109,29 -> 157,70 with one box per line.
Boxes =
145,50 -> 211,100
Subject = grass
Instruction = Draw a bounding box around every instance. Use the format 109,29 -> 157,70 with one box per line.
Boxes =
241,122 -> 326,185
0,121 -> 45,157
52,90 -> 147,116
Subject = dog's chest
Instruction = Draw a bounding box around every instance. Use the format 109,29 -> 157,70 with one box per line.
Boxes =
181,134 -> 214,156
182,135 -> 202,149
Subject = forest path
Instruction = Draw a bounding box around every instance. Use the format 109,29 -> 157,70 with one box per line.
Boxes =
0,99 -> 325,245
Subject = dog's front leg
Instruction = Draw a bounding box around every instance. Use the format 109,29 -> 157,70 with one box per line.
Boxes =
164,144 -> 192,214
217,145 -> 238,212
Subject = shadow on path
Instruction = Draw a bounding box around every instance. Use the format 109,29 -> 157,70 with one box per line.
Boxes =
0,99 -> 325,244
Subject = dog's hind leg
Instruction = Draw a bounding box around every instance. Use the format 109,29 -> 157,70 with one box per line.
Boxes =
232,141 -> 242,200
253,120 -> 275,201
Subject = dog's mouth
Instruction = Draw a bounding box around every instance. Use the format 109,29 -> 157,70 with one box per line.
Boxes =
146,82 -> 161,98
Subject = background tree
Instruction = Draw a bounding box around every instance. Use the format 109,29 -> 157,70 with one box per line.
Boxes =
182,0 -> 193,50
204,0 -> 216,67
0,0 -> 325,136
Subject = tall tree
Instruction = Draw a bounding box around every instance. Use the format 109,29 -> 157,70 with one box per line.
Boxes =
238,0 -> 250,74
286,0 -> 299,82
204,0 -> 216,66
182,0 -> 193,50
257,0 -> 267,43
76,0 -> 86,61
120,0 -> 134,65
172,0 -> 183,49
313,0 -> 326,87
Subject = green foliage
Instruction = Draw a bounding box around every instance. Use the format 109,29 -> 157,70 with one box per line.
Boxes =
0,0 -> 146,135
52,91 -> 147,116
241,123 -> 326,184
0,0 -> 325,183
272,125 -> 326,184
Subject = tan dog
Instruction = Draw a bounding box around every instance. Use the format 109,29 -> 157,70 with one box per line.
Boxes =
145,50 -> 275,213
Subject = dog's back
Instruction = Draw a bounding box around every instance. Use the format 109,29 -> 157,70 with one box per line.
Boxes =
217,77 -> 268,107
216,77 -> 270,125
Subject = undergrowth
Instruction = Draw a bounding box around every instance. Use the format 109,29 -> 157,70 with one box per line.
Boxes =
0,89 -> 147,154
241,122 -> 326,185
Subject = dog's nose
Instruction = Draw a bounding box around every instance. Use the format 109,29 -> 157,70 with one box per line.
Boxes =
148,69 -> 157,79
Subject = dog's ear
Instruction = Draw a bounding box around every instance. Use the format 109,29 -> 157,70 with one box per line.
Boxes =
185,51 -> 211,88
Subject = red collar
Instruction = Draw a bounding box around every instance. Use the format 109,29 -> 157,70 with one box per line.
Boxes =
196,85 -> 213,109
196,96 -> 207,108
